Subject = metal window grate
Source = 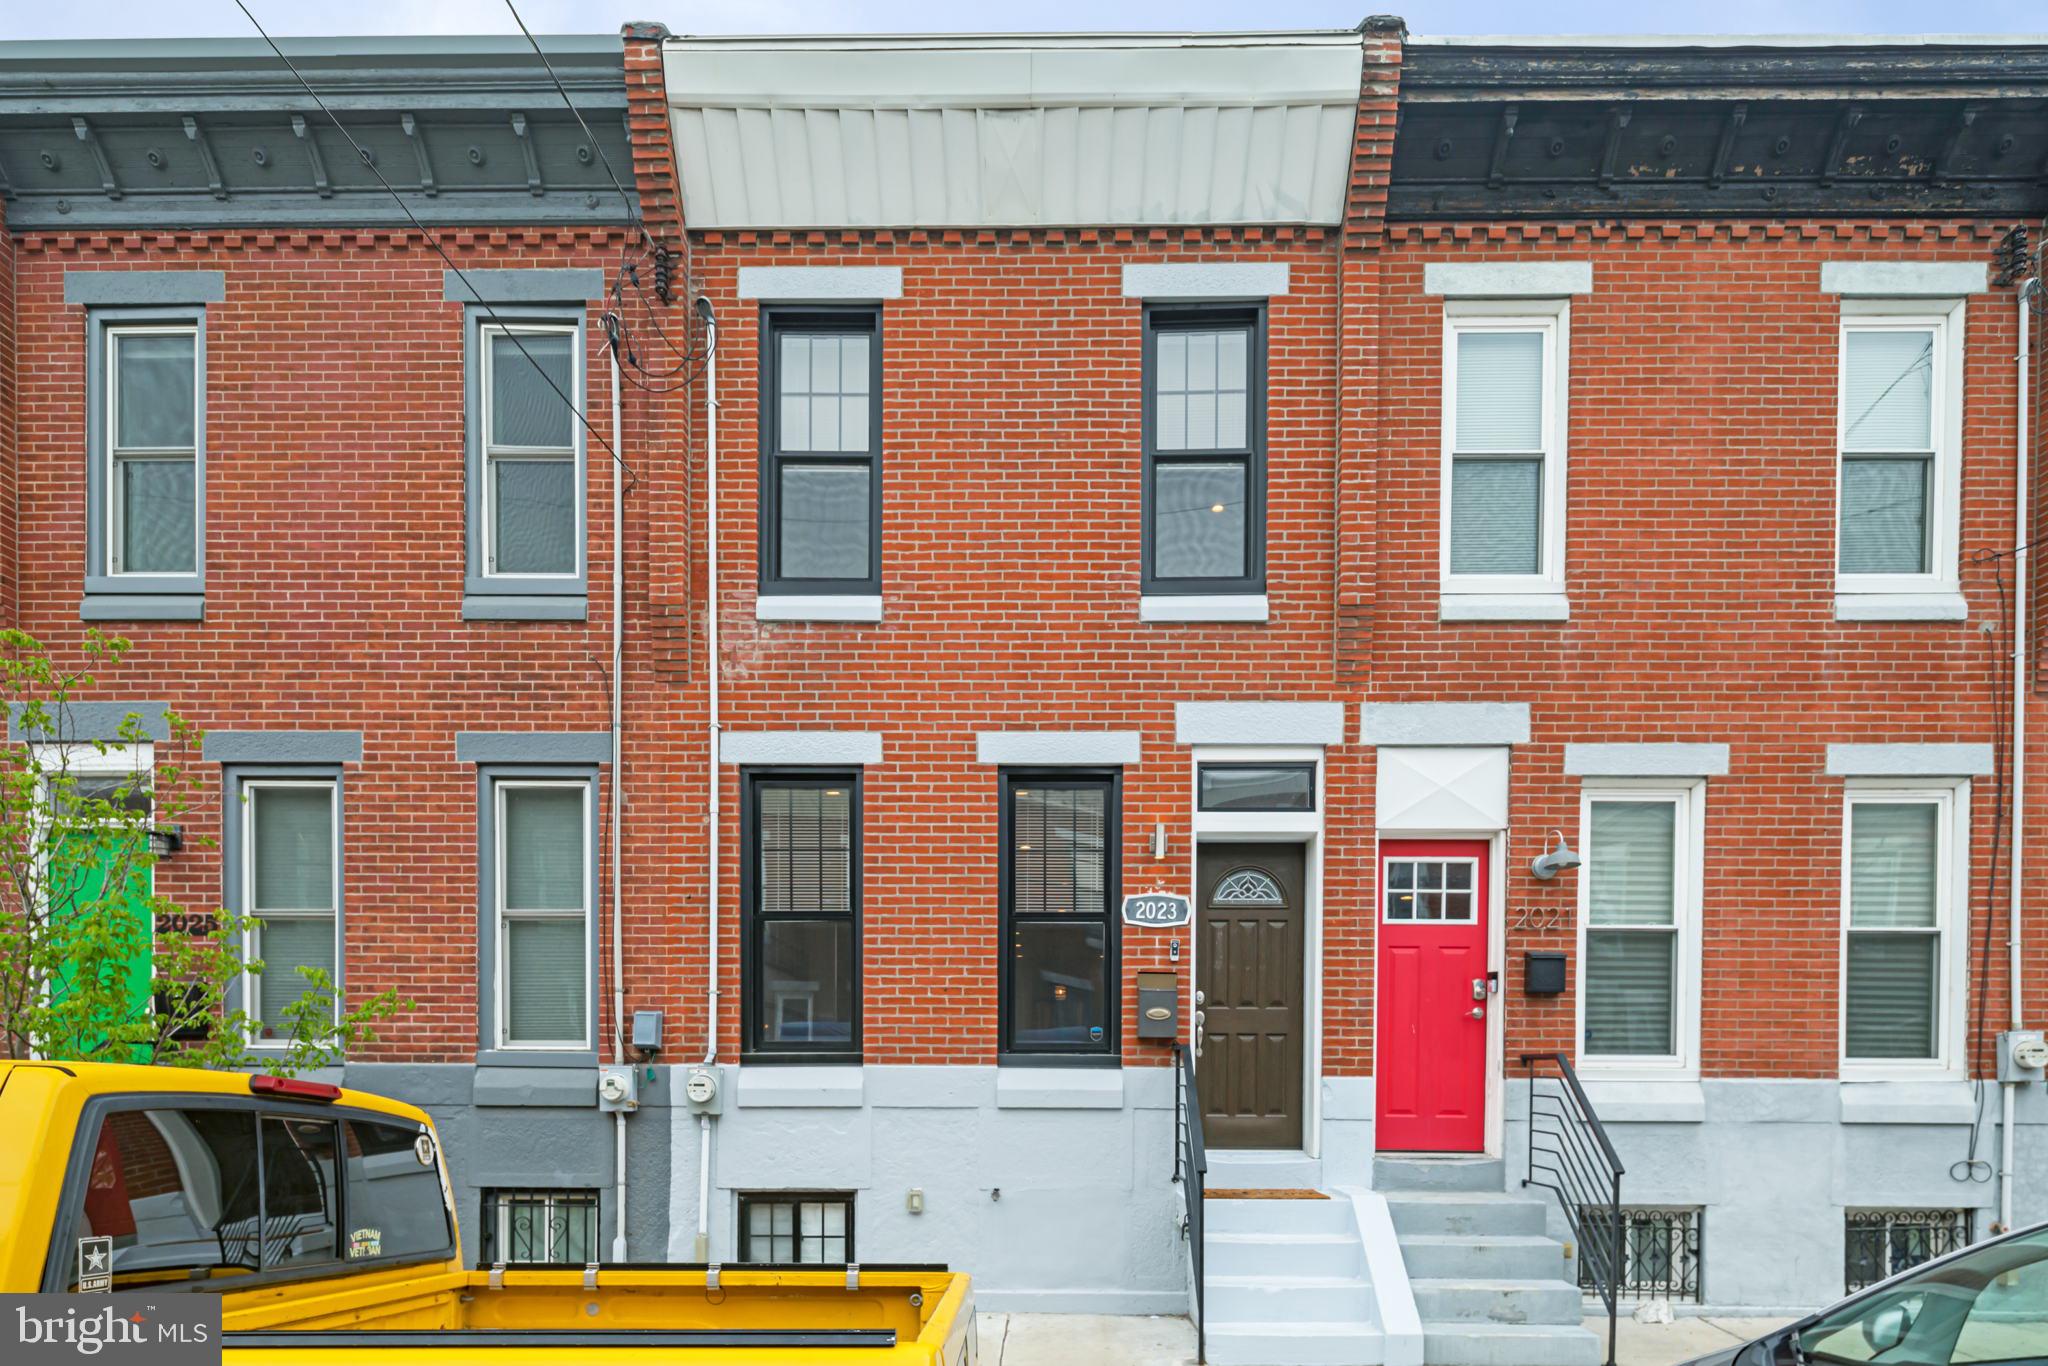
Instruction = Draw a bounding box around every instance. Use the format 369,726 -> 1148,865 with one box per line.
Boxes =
1845,1208 -> 1972,1293
482,1189 -> 599,1266
1579,1207 -> 1703,1303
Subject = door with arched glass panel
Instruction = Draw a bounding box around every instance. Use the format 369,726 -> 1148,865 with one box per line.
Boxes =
1196,843 -> 1306,1149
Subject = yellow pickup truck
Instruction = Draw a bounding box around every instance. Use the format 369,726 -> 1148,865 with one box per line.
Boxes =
0,1061 -> 976,1364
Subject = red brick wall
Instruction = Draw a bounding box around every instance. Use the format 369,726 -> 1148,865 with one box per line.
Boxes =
1373,220 -> 2033,1078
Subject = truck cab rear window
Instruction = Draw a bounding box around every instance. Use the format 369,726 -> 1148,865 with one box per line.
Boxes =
63,1105 -> 451,1290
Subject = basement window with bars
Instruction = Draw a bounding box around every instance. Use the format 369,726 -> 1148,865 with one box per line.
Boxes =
737,1193 -> 854,1265
1580,1207 -> 1703,1303
1845,1209 -> 1973,1293
482,1189 -> 599,1265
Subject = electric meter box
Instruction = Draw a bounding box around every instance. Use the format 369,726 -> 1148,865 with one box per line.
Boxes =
597,1064 -> 639,1113
1997,1030 -> 2048,1083
683,1065 -> 724,1115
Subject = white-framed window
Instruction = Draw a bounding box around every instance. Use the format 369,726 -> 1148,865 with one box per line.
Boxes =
1440,300 -> 1568,606
1834,301 -> 1965,608
1576,783 -> 1704,1078
1840,783 -> 1967,1078
241,779 -> 340,1044
480,322 -> 581,580
104,323 -> 201,578
487,1188 -> 598,1265
493,778 -> 592,1050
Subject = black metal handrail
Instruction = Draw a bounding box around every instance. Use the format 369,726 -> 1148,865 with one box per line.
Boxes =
1173,1043 -> 1208,1363
1519,1052 -> 1625,1366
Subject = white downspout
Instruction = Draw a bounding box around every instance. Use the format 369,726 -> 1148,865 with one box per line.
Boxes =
697,301 -> 722,1262
610,343 -> 629,1264
2005,276 -> 2037,1235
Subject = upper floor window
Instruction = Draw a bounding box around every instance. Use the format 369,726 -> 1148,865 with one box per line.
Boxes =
742,772 -> 861,1061
761,309 -> 882,597
1441,302 -> 1568,610
1841,786 -> 1964,1077
1143,307 -> 1265,596
1000,771 -> 1120,1058
1835,303 -> 1964,614
106,326 -> 200,577
1578,785 -> 1702,1077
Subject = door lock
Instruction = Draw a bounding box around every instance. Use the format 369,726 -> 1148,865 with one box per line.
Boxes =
1471,977 -> 1487,1001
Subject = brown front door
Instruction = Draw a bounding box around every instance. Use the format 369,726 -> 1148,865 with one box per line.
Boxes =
1197,843 -> 1307,1150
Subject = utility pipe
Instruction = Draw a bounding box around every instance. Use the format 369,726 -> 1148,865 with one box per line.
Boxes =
610,342 -> 629,1263
2005,275 -> 2038,1235
696,300 -> 722,1263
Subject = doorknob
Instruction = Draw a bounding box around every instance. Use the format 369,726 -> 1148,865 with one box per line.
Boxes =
1468,1006 -> 1485,1020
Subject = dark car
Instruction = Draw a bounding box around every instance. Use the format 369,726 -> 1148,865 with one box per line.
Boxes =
1681,1220 -> 2048,1366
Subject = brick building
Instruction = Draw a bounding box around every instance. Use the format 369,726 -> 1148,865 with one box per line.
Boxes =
2,19 -> 2045,1355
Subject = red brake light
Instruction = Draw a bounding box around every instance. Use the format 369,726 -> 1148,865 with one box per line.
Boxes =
250,1075 -> 342,1102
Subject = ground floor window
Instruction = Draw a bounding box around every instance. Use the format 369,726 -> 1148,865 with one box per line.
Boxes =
1845,1208 -> 1972,1293
738,1193 -> 853,1264
1580,1206 -> 1703,1303
482,1189 -> 599,1265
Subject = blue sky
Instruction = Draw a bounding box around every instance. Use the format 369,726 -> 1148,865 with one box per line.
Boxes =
3,0 -> 2044,41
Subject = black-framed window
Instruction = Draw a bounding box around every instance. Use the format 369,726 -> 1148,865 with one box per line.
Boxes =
760,308 -> 883,595
1000,769 -> 1120,1059
481,1189 -> 599,1265
737,1192 -> 854,1264
1198,762 -> 1315,812
1142,305 -> 1266,595
742,770 -> 861,1061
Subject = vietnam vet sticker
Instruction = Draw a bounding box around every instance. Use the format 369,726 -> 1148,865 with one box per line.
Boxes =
348,1228 -> 383,1259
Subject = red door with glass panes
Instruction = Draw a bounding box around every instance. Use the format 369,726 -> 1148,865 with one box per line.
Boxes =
1375,840 -> 1490,1152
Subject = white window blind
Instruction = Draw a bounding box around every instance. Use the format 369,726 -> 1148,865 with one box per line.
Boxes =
499,783 -> 589,1047
1584,799 -> 1679,1059
1845,800 -> 1941,1060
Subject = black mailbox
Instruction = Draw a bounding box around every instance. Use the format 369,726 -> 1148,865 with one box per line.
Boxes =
1136,971 -> 1179,1040
1524,952 -> 1567,996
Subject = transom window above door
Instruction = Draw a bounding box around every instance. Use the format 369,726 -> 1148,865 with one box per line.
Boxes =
1384,859 -> 1478,922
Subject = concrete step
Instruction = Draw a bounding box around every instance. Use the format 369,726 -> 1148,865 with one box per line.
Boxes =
1383,1191 -> 1549,1238
1207,1273 -> 1375,1323
1419,1321 -> 1604,1366
1205,1231 -> 1364,1279
1408,1278 -> 1586,1326
1399,1234 -> 1570,1281
1374,1155 -> 1507,1193
1206,1149 -> 1324,1190
1207,1320 -> 1386,1366
1205,1196 -> 1355,1235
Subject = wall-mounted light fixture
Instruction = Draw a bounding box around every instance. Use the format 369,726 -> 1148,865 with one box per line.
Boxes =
1529,830 -> 1581,880
147,825 -> 184,857
1152,822 -> 1167,860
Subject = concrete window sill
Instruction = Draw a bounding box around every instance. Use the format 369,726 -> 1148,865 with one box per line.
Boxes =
735,1064 -> 865,1108
1139,594 -> 1269,623
81,593 -> 205,622
1834,592 -> 1967,623
1439,592 -> 1570,623
995,1067 -> 1125,1110
472,1065 -> 599,1108
757,594 -> 883,623
1839,1079 -> 1976,1125
1579,1079 -> 1705,1123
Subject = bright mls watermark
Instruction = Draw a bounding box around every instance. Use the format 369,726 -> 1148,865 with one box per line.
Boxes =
5,1296 -> 219,1365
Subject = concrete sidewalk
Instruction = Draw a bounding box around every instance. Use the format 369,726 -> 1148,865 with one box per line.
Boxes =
973,1312 -> 1799,1365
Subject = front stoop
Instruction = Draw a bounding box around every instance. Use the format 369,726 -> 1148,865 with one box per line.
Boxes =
1202,1175 -> 1386,1366
1375,1157 -> 1602,1366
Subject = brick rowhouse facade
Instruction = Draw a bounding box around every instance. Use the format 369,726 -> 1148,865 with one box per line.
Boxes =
1,20 -> 2044,1320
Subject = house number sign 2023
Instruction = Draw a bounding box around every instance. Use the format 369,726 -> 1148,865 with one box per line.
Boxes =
1121,893 -> 1192,928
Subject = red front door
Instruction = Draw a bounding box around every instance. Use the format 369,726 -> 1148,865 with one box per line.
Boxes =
1375,839 -> 1490,1152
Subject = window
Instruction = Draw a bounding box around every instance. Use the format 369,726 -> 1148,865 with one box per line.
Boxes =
761,309 -> 882,597
1578,785 -> 1702,1075
242,780 -> 340,1044
742,772 -> 861,1060
1198,763 -> 1314,812
55,1105 -> 450,1292
1580,1207 -> 1703,1303
1441,303 -> 1567,606
464,311 -> 587,619
86,314 -> 206,618
1844,1209 -> 1973,1294
484,1189 -> 599,1265
1143,307 -> 1265,596
1383,858 -> 1478,922
738,1193 -> 853,1264
1842,787 -> 1964,1074
1836,303 -> 1964,610
1001,771 -> 1119,1057
492,778 -> 593,1050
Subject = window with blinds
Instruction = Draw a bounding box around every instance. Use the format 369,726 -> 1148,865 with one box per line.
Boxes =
744,774 -> 860,1059
1144,306 -> 1265,596
246,781 -> 338,1041
762,309 -> 882,595
1443,308 -> 1563,594
1002,772 -> 1118,1055
1581,790 -> 1695,1066
495,780 -> 591,1049
1844,796 -> 1948,1064
481,324 -> 580,578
